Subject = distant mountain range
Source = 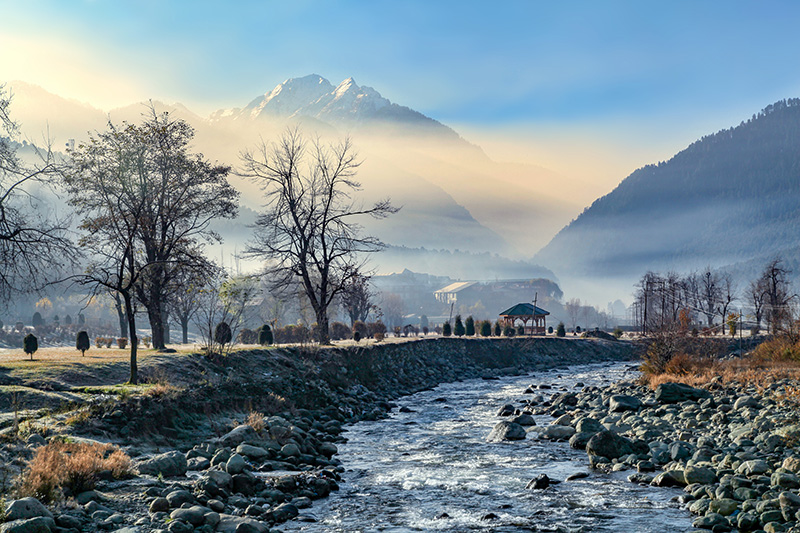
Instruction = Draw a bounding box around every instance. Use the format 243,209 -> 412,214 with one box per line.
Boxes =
535,99 -> 800,287
7,76 -> 576,281
211,74 -> 462,140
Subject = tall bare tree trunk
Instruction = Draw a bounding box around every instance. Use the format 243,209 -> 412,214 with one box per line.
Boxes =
123,292 -> 138,384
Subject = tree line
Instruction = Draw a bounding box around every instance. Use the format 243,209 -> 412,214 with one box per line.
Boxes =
632,259 -> 795,335
0,86 -> 397,383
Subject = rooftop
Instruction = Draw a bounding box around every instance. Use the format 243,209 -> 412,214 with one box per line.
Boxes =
499,303 -> 550,316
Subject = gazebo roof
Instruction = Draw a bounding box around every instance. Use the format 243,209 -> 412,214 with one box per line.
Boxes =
499,303 -> 550,317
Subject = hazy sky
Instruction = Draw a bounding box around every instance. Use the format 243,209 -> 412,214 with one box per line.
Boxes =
3,0 -> 800,182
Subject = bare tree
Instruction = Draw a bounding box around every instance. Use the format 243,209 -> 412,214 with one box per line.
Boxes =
380,292 -> 405,329
716,273 -> 736,334
240,129 -> 398,344
340,270 -> 376,326
193,272 -> 258,356
0,84 -> 73,301
693,268 -> 721,329
168,258 -> 216,344
65,107 -> 239,350
565,298 -> 581,330
747,278 -> 766,332
760,258 -> 794,334
63,135 -> 149,383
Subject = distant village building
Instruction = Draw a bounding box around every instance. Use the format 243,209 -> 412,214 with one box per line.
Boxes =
498,303 -> 549,335
433,281 -> 478,305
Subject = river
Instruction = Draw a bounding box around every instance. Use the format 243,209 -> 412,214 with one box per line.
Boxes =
281,361 -> 693,532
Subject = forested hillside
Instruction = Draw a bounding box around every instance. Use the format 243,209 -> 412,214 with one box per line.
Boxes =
535,99 -> 800,282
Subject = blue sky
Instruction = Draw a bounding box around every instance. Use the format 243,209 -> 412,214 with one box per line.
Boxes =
3,0 -> 800,179
3,1 -> 800,122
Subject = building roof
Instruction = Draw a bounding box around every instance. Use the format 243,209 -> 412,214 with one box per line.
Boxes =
434,281 -> 477,294
499,303 -> 550,317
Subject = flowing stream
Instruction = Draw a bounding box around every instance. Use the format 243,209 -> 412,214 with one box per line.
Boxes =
281,362 -> 693,532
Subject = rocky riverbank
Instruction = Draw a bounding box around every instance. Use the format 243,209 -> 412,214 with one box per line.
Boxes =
491,367 -> 800,532
0,337 -> 638,533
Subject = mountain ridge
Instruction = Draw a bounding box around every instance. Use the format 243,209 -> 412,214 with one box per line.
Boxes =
534,98 -> 800,287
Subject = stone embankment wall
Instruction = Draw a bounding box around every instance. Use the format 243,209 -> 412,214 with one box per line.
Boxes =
107,337 -> 641,446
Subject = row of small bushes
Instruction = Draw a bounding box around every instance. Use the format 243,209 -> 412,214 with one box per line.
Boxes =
233,321 -> 390,345
438,315 -> 571,338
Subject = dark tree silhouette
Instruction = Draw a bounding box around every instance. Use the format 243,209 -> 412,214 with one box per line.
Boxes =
240,129 -> 397,344
64,106 -> 238,351
0,84 -> 73,301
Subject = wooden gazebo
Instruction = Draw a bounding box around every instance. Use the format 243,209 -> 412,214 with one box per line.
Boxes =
499,303 -> 549,335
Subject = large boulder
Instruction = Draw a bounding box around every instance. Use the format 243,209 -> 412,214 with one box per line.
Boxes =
684,466 -> 717,485
574,417 -> 605,435
236,444 -> 270,461
608,395 -> 641,413
4,498 -> 53,521
540,425 -> 576,441
486,421 -> 526,442
654,382 -> 711,403
585,430 -> 647,460
136,450 -> 187,477
736,459 -> 771,476
220,425 -> 259,447
225,454 -> 246,475
215,515 -> 269,533
0,517 -> 56,533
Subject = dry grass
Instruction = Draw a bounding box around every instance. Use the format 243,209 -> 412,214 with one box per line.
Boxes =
0,344 -> 199,366
16,441 -> 131,503
643,354 -> 800,390
245,411 -> 266,433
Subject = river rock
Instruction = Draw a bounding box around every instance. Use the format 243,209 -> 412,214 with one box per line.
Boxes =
318,442 -> 338,458
736,459 -> 770,476
510,414 -> 536,426
281,443 -> 301,457
772,472 -> 800,489
496,404 -> 515,416
216,515 -> 269,533
651,470 -> 685,487
207,470 -> 233,488
734,395 -> 760,409
165,490 -> 194,508
654,382 -> 710,403
526,474 -> 550,489
608,395 -> 641,412
540,425 -> 575,440
693,512 -> 727,529
487,421 -> 526,442
149,497 -> 169,513
574,417 -> 605,434
585,430 -> 645,460
684,466 -> 717,485
0,517 -> 56,533
236,444 -> 270,461
170,506 -> 209,526
709,498 -> 738,515
268,502 -> 299,523
783,456 -> 800,473
4,498 -> 53,521
226,453 -> 246,475
569,432 -> 594,449
136,450 -> 187,477
220,424 -> 259,447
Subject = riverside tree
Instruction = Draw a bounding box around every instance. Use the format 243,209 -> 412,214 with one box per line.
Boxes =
340,270 -> 376,326
240,129 -> 397,344
0,84 -> 72,302
759,258 -> 794,333
64,107 -> 239,351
